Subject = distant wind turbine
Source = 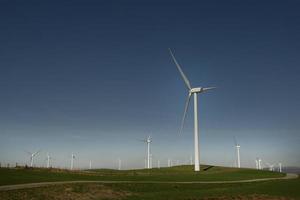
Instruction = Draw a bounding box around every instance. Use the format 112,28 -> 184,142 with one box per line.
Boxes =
138,136 -> 152,169
279,163 -> 282,172
46,152 -> 52,168
169,49 -> 215,172
234,137 -> 241,168
89,160 -> 92,170
266,162 -> 274,171
258,158 -> 262,170
168,159 -> 171,167
25,150 -> 41,167
70,153 -> 75,170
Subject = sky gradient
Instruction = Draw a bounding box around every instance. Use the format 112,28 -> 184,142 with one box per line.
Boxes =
0,0 -> 300,169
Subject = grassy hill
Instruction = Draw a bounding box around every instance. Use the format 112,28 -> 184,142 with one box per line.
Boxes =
0,165 -> 284,186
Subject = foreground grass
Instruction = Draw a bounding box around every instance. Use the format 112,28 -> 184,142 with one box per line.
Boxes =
1,177 -> 300,200
0,165 -> 284,186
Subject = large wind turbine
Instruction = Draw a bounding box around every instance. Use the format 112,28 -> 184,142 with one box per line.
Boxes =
169,49 -> 215,172
25,150 -> 41,167
234,137 -> 241,168
139,136 -> 152,169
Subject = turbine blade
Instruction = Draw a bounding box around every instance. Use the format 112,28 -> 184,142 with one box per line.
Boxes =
202,87 -> 216,92
169,48 -> 192,90
180,93 -> 191,134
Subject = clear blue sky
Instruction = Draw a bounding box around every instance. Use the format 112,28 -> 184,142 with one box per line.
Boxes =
0,0 -> 299,169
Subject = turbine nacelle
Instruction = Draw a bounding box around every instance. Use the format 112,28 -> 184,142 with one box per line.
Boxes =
190,87 -> 202,93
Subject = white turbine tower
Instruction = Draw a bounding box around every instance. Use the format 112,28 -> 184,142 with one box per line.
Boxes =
234,137 -> 241,168
279,163 -> 282,172
258,158 -> 262,170
89,160 -> 92,170
139,136 -> 152,169
46,152 -> 52,168
25,150 -> 41,167
70,153 -> 75,170
150,154 -> 153,169
168,159 -> 171,167
169,49 -> 215,172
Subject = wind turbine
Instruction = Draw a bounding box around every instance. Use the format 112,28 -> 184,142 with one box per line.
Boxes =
157,160 -> 160,168
25,150 -> 41,167
279,163 -> 282,172
169,49 -> 215,172
46,152 -> 53,168
266,162 -> 274,171
138,136 -> 152,169
168,158 -> 171,167
234,137 -> 241,168
89,160 -> 92,170
258,158 -> 262,170
70,153 -> 75,170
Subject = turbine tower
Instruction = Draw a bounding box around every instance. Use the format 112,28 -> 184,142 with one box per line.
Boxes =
70,153 -> 75,170
258,158 -> 262,170
279,162 -> 282,173
46,152 -> 52,168
234,137 -> 241,168
169,49 -> 215,172
139,136 -> 152,169
89,160 -> 92,170
25,150 -> 41,167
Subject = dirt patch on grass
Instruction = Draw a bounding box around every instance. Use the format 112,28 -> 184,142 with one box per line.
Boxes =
201,194 -> 294,200
0,183 -> 131,200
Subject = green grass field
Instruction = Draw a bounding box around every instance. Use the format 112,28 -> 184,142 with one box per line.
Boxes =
1,165 -> 299,200
0,165 -> 284,186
